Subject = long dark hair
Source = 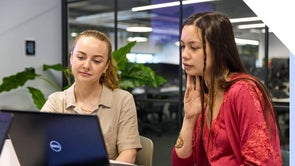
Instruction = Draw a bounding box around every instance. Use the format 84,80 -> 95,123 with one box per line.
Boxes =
183,12 -> 278,142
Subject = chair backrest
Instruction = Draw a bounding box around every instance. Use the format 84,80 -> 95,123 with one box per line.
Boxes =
135,136 -> 154,166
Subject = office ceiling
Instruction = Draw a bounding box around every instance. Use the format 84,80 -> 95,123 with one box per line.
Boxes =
67,0 -> 262,42
68,0 -> 256,17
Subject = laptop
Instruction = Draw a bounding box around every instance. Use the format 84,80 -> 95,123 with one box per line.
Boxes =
0,112 -> 12,155
0,109 -> 109,166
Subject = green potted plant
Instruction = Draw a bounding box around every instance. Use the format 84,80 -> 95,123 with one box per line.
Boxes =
0,41 -> 166,109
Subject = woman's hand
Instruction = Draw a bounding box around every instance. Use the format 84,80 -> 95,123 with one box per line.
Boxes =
183,75 -> 202,119
174,75 -> 202,158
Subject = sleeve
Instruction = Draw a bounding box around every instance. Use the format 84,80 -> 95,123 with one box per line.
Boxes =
117,92 -> 142,152
172,116 -> 208,166
172,147 -> 194,166
40,93 -> 58,112
227,82 -> 282,165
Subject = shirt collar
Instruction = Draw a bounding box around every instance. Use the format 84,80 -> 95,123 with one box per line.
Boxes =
65,83 -> 113,109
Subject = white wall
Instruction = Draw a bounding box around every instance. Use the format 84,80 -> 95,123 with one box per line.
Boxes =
0,0 -> 62,110
244,0 -> 295,55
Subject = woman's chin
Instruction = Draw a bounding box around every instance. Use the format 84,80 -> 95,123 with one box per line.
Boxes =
186,71 -> 199,76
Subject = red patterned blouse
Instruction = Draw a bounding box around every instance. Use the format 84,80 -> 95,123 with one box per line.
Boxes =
172,74 -> 282,166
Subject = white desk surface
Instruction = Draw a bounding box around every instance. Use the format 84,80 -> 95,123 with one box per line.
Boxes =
0,139 -> 20,166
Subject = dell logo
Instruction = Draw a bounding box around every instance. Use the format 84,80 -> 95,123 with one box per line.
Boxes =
49,140 -> 62,152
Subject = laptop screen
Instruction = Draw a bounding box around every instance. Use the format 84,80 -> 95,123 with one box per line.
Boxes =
1,110 -> 109,166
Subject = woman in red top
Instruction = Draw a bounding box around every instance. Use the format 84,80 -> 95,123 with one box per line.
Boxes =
172,12 -> 282,165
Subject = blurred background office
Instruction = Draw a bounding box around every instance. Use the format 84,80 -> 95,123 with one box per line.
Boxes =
0,0 -> 290,165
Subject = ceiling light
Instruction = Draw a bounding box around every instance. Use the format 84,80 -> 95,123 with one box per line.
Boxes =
128,37 -> 148,42
127,53 -> 154,63
230,17 -> 260,23
235,38 -> 259,45
238,23 -> 265,29
131,0 -> 217,12
71,32 -> 78,37
126,26 -> 152,32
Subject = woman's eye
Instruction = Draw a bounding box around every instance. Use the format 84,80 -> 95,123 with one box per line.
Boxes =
93,60 -> 100,64
77,56 -> 85,60
93,59 -> 103,64
191,46 -> 200,50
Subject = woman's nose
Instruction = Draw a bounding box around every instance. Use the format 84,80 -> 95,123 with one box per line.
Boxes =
83,59 -> 91,69
182,48 -> 189,59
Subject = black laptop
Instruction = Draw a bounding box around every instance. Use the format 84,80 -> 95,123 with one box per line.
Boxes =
0,109 -> 109,166
0,112 -> 13,155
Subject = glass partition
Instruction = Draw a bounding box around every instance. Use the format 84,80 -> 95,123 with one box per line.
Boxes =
68,0 -> 115,50
65,0 -> 290,164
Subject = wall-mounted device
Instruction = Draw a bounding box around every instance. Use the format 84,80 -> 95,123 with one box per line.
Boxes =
25,40 -> 35,56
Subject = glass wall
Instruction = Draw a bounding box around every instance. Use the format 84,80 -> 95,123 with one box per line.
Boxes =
66,0 -> 290,101
65,0 -> 290,164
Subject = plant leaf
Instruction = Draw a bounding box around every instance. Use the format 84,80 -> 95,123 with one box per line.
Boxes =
112,41 -> 167,89
119,63 -> 167,89
43,63 -> 72,78
27,87 -> 46,110
43,63 -> 72,88
113,41 -> 136,70
0,68 -> 39,93
43,64 -> 65,71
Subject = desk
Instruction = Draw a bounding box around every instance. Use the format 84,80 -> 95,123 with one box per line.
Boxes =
109,160 -> 137,166
0,139 -> 20,166
273,100 -> 289,114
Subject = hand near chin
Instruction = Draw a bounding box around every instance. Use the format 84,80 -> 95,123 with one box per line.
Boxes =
184,75 -> 202,119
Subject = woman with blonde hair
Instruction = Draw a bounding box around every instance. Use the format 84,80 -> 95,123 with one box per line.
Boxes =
42,30 -> 141,164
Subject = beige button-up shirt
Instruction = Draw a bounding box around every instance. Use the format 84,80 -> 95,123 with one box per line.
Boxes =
41,83 -> 142,160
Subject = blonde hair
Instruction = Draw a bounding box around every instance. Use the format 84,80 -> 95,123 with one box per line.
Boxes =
71,30 -> 119,90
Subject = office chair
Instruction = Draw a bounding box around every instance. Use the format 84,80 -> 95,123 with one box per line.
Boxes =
135,136 -> 154,166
